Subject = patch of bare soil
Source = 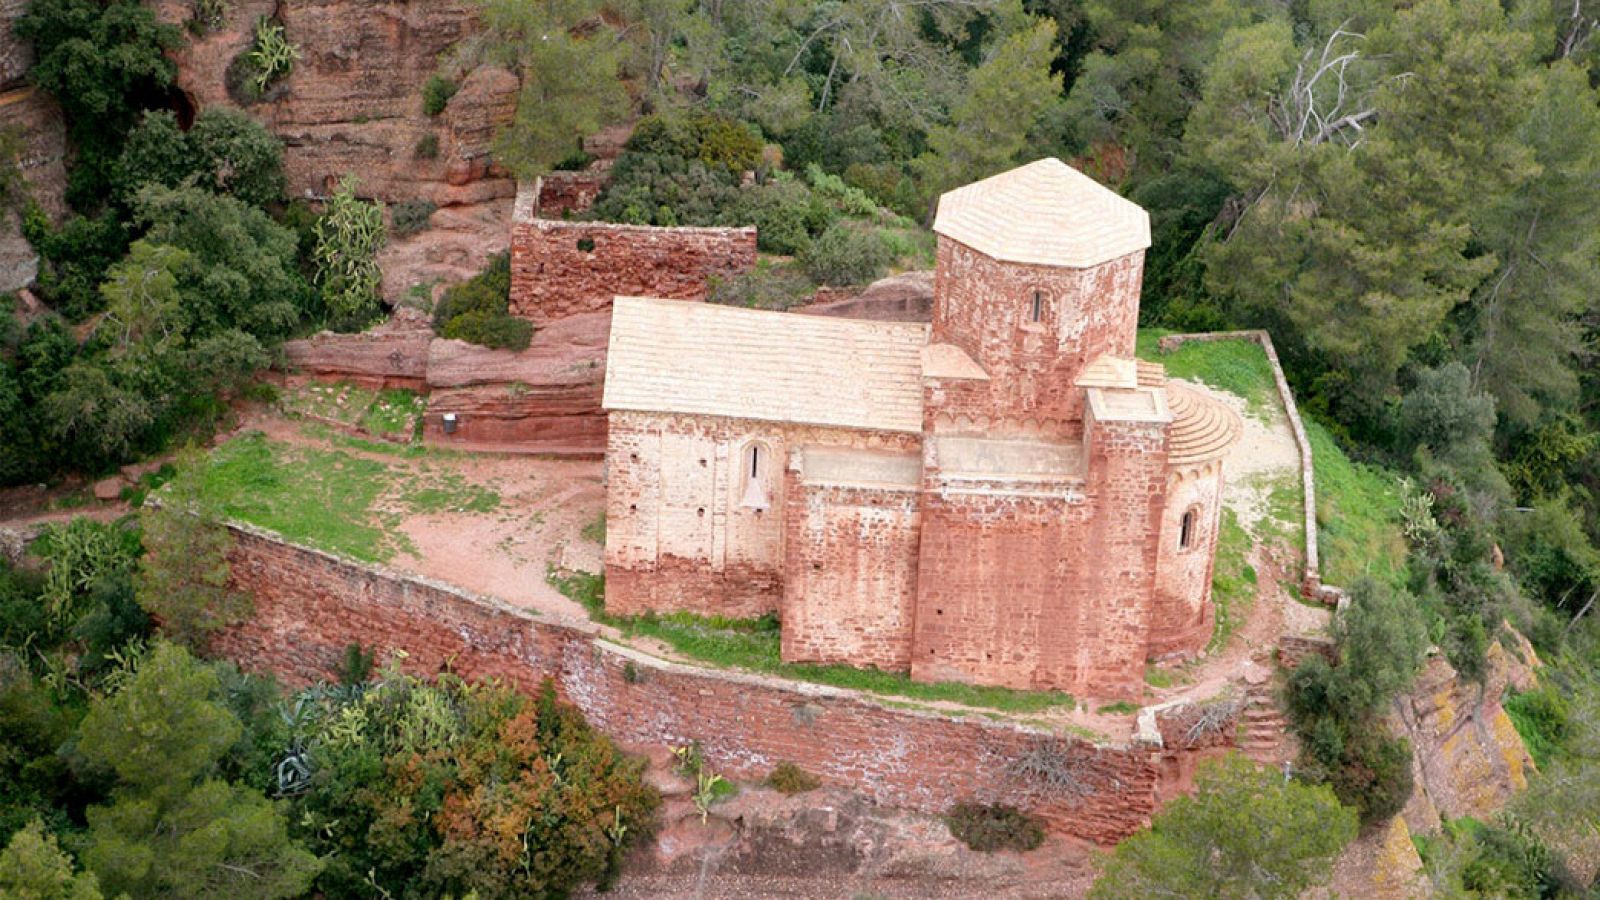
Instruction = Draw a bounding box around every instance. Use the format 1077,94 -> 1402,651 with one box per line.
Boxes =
244,411 -> 605,621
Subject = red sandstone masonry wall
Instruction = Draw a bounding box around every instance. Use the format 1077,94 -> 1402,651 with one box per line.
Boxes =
781,476 -> 921,670
509,217 -> 757,324
216,523 -> 1166,845
928,238 -> 1143,434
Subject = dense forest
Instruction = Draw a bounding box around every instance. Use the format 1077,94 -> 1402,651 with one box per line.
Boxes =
2,0 -> 1600,896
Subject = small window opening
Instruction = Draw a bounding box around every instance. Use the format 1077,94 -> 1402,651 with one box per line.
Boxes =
1179,509 -> 1196,549
1030,291 -> 1045,323
576,237 -> 596,253
740,442 -> 769,510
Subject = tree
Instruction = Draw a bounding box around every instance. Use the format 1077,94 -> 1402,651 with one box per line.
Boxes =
135,449 -> 251,651
917,17 -> 1062,196
40,364 -> 155,472
0,820 -> 102,900
311,175 -> 386,327
478,0 -> 630,179
292,673 -> 657,898
117,109 -> 287,209
1089,754 -> 1356,900
14,0 -> 182,207
133,183 -> 305,339
77,642 -> 319,899
98,240 -> 190,352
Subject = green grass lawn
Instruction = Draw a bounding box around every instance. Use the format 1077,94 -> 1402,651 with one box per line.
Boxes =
1136,329 -> 1278,418
196,431 -> 498,563
549,569 -> 1078,715
1208,507 -> 1258,653
1306,419 -> 1408,589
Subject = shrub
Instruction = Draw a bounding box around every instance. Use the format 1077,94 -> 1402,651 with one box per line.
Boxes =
390,199 -> 436,237
246,17 -> 299,93
313,175 -> 387,328
707,261 -> 816,310
728,175 -> 835,255
289,675 -> 658,897
433,252 -> 510,328
945,803 -> 1045,852
414,133 -> 440,159
1504,682 -> 1571,768
1089,754 -> 1356,899
440,310 -> 533,350
798,222 -> 891,286
767,762 -> 821,794
421,74 -> 458,117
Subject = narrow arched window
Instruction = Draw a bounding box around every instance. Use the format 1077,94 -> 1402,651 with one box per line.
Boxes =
1179,509 -> 1196,549
739,442 -> 769,510
1030,290 -> 1045,323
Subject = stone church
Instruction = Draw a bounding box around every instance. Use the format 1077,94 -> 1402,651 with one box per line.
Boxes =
599,159 -> 1241,700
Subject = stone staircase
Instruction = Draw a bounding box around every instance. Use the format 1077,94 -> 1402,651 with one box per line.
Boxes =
1239,669 -> 1293,765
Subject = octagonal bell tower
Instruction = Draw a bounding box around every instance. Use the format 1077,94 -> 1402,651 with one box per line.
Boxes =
925,158 -> 1151,438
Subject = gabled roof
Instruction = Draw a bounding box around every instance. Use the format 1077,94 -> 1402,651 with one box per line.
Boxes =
603,297 -> 929,433
933,158 -> 1151,269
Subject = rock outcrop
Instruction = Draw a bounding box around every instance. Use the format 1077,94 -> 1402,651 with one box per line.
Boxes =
1,0 -> 69,293
280,308 -> 434,390
1395,635 -> 1539,832
796,270 -> 935,322
155,0 -> 516,207
423,311 -> 609,454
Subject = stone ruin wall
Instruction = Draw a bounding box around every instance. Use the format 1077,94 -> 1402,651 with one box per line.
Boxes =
509,213 -> 758,324
213,519 -> 1221,846
603,411 -> 920,620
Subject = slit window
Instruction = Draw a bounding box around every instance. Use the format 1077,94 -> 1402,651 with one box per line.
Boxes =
739,442 -> 769,510
1179,509 -> 1196,549
1030,291 -> 1045,323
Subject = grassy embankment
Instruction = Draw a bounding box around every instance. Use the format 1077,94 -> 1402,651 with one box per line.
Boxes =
194,430 -> 499,563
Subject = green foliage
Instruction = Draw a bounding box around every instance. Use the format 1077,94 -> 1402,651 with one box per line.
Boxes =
22,208 -> 130,320
917,16 -> 1062,194
707,258 -> 817,310
421,74 -> 459,117
288,672 -> 657,897
1504,682 -> 1570,770
390,199 -> 436,237
945,803 -> 1045,853
15,0 -> 182,207
1283,578 -> 1427,826
439,309 -> 533,350
133,182 -> 305,338
117,109 -> 286,208
246,17 -> 299,93
798,222 -> 892,286
430,252 -> 532,350
312,176 -> 387,328
414,132 -> 441,160
135,449 -> 251,651
189,0 -> 226,34
627,112 -> 764,175
476,0 -> 628,180
0,819 -> 102,900
1089,754 -> 1355,899
767,761 -> 821,794
78,642 -> 320,899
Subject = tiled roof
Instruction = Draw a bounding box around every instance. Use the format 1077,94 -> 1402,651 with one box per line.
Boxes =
1165,383 -> 1243,466
933,158 -> 1150,269
603,297 -> 930,433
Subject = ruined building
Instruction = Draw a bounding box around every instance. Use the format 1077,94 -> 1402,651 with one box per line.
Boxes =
600,159 -> 1241,699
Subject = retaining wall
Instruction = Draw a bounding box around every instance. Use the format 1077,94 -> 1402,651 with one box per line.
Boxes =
214,521 -> 1235,845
